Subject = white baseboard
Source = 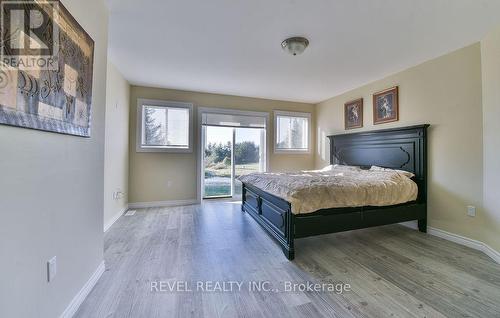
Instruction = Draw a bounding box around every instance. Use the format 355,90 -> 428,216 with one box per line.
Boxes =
427,227 -> 500,264
400,222 -> 500,264
60,261 -> 105,318
103,206 -> 128,232
128,199 -> 199,209
482,244 -> 500,264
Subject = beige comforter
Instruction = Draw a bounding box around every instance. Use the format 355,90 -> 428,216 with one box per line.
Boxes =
238,165 -> 418,214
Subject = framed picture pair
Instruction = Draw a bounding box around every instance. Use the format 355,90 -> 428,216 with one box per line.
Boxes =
344,86 -> 399,130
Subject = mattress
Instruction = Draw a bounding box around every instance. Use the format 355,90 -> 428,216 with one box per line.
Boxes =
237,165 -> 418,214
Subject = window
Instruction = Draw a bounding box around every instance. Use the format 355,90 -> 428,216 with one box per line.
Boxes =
274,111 -> 311,153
136,99 -> 193,152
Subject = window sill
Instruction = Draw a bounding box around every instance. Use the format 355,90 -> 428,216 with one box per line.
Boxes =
274,149 -> 311,155
136,146 -> 193,153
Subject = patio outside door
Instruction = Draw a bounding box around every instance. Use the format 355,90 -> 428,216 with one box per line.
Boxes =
201,110 -> 267,199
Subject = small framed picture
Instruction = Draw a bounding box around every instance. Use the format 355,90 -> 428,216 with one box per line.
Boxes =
344,98 -> 363,130
373,86 -> 399,124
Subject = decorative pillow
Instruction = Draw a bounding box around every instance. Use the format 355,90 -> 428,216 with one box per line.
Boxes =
370,166 -> 415,178
321,164 -> 362,172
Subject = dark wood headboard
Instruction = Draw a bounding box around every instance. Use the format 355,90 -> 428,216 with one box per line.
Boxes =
328,124 -> 429,203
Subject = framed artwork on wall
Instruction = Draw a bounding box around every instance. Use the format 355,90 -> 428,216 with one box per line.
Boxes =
0,0 -> 95,137
344,98 -> 363,130
373,86 -> 399,125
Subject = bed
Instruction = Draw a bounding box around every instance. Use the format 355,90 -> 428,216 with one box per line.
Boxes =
239,124 -> 429,260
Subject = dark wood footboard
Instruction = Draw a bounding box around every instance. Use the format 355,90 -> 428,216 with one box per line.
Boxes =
241,125 -> 429,260
242,182 -> 427,260
241,183 -> 295,259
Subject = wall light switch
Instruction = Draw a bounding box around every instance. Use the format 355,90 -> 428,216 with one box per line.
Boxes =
47,256 -> 57,282
467,206 -> 476,217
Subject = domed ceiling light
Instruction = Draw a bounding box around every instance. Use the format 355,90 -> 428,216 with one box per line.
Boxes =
281,37 -> 309,56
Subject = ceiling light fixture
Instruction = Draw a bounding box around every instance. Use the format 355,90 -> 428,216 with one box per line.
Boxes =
281,37 -> 309,56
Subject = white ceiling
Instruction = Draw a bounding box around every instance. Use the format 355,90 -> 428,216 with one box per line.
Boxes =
106,0 -> 500,103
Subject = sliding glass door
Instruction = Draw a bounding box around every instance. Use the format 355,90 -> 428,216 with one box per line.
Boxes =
202,110 -> 267,199
203,126 -> 233,198
233,128 -> 265,196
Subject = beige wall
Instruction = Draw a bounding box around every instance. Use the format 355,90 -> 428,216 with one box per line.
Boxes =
0,0 -> 108,317
129,86 -> 315,203
315,44 -> 490,247
481,26 -> 500,252
104,62 -> 130,229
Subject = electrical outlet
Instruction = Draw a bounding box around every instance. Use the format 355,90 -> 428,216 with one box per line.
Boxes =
47,256 -> 57,282
113,190 -> 124,200
167,180 -> 173,188
467,206 -> 476,217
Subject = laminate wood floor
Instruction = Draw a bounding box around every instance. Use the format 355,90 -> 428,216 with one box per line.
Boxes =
75,201 -> 500,318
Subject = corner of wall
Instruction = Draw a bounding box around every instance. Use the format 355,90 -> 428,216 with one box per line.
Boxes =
480,25 -> 500,253
103,61 -> 131,231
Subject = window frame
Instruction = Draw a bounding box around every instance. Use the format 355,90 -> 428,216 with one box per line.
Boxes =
273,110 -> 312,154
136,99 -> 193,153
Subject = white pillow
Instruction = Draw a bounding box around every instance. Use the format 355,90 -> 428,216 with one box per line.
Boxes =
321,164 -> 362,172
370,166 -> 415,178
